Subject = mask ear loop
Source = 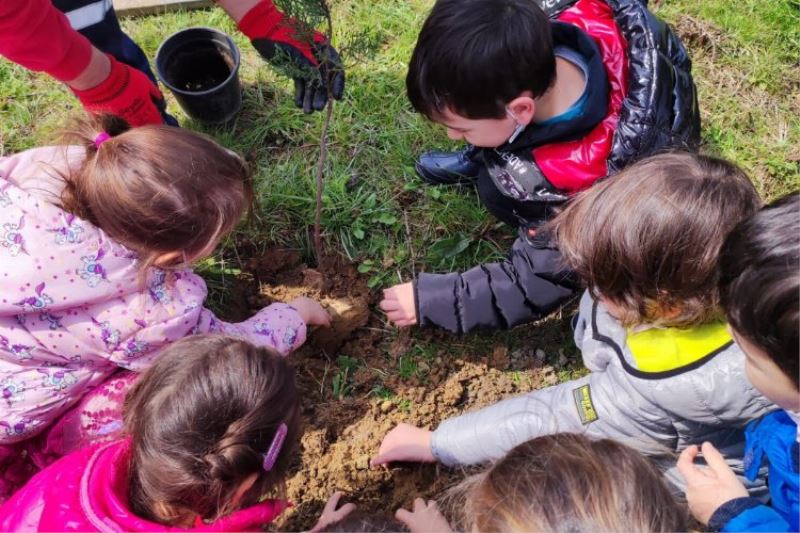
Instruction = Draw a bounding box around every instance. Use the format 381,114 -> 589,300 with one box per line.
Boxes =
505,106 -> 526,143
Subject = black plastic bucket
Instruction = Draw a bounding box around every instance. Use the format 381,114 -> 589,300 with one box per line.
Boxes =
155,27 -> 242,125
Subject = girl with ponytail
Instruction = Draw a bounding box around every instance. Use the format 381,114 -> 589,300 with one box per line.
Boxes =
2,336 -> 304,530
0,116 -> 329,500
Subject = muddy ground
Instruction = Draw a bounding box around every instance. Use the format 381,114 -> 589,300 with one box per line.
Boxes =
220,247 -> 579,530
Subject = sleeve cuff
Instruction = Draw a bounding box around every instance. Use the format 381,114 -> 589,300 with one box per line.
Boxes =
708,497 -> 762,532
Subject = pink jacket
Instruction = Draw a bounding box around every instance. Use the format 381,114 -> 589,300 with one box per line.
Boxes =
0,439 -> 288,531
0,147 -> 307,444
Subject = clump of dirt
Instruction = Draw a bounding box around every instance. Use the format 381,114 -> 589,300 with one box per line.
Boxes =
232,247 -> 562,530
280,356 -> 545,530
248,250 -> 371,355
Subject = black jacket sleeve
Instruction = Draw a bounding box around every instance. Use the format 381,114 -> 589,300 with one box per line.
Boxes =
414,234 -> 581,333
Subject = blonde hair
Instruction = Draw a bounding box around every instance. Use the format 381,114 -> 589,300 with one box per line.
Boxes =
447,434 -> 688,532
59,115 -> 253,272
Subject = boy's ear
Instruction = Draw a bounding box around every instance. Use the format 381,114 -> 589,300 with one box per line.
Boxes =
507,95 -> 536,125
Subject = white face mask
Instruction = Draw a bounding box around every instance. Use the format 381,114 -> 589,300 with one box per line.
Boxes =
506,106 -> 526,143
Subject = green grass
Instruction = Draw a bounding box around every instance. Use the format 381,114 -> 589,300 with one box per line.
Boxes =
0,0 -> 797,378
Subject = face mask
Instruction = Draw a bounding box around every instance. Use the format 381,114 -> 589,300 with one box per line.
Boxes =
506,106 -> 526,143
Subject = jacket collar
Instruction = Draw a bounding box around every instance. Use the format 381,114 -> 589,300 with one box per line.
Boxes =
81,440 -> 288,532
501,22 -> 610,152
590,299 -> 734,379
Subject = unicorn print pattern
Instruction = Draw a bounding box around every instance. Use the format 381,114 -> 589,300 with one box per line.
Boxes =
1,146 -> 307,446
1,216 -> 26,256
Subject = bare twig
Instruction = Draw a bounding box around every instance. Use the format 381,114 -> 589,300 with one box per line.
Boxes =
312,1 -> 335,264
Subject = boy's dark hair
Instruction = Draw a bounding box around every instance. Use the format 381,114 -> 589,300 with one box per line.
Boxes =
549,152 -> 761,328
124,335 -> 301,525
407,0 -> 555,120
719,192 -> 799,388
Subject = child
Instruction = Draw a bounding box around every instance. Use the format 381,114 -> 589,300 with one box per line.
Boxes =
381,0 -> 699,332
678,192 -> 799,532
373,153 -> 774,493
0,335 -> 302,530
391,434 -> 689,532
0,115 -> 329,498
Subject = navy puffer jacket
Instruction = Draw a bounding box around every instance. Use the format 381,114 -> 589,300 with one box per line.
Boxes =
415,0 -> 700,333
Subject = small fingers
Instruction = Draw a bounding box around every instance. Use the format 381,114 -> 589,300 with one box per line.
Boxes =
333,502 -> 357,520
676,445 -> 700,480
379,299 -> 401,312
700,441 -> 733,474
395,508 -> 413,524
324,491 -> 343,513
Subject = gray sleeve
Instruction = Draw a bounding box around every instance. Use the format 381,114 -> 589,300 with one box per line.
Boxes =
431,369 -> 677,466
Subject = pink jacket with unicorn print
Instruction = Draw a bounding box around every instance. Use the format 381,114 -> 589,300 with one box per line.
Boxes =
0,147 -> 307,444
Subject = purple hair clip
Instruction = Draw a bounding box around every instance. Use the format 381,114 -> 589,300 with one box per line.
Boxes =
262,423 -> 288,471
94,132 -> 111,148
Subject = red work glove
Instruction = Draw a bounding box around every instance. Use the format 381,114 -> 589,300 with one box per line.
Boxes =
72,55 -> 168,127
238,0 -> 345,113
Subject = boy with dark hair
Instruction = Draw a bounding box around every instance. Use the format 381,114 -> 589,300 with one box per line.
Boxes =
381,0 -> 699,332
678,192 -> 799,532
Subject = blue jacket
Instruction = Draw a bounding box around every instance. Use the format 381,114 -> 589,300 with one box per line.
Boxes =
710,410 -> 799,532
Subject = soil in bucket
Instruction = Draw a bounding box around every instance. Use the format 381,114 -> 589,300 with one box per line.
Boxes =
165,43 -> 234,93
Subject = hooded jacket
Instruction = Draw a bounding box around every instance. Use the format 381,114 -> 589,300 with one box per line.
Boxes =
416,0 -> 700,333
0,147 -> 307,445
0,439 -> 288,532
430,292 -> 775,492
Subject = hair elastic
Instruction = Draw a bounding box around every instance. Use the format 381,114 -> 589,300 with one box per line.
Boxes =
262,422 -> 288,471
94,132 -> 111,148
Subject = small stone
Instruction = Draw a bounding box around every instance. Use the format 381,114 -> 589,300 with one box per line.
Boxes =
355,456 -> 370,470
535,348 -> 547,363
380,400 -> 393,413
558,349 -> 568,367
417,361 -> 430,373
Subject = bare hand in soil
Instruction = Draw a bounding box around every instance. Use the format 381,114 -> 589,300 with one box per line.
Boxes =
308,491 -> 357,533
371,423 -> 435,466
677,442 -> 749,525
289,297 -> 332,327
380,282 -> 417,327
395,498 -> 452,533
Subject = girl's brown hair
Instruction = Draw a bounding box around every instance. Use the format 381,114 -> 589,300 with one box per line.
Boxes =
60,115 -> 253,271
549,152 -> 760,327
449,433 -> 688,532
123,335 -> 301,526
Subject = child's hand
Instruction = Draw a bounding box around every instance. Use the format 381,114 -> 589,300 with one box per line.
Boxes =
396,498 -> 452,533
380,282 -> 417,327
371,423 -> 435,466
676,442 -> 749,525
289,297 -> 332,327
309,491 -> 356,533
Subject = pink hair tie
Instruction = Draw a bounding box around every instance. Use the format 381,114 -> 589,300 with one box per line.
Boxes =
262,423 -> 288,472
94,132 -> 111,148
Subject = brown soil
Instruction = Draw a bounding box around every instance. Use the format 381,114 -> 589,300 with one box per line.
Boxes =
235,248 -> 567,530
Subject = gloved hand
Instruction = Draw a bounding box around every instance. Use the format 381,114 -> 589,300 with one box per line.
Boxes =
72,54 -> 170,127
238,0 -> 345,113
